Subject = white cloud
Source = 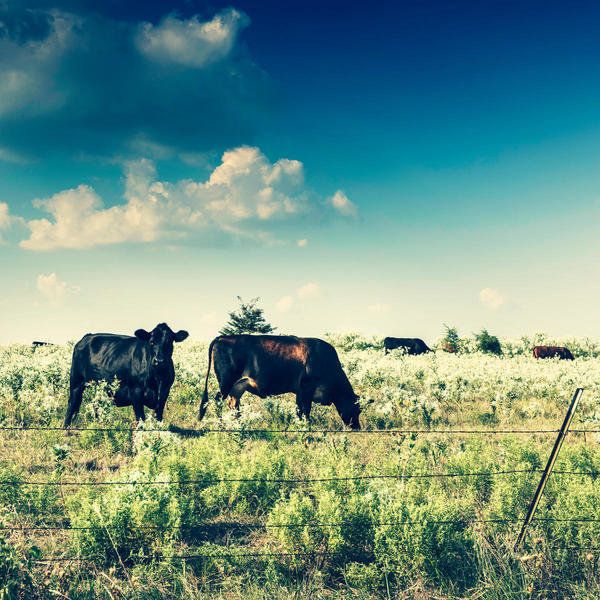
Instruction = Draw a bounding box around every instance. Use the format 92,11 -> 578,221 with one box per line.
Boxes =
330,190 -> 357,217
368,303 -> 391,314
276,282 -> 321,313
0,202 -> 11,230
276,295 -> 294,313
136,9 -> 249,68
19,147 -> 314,250
36,273 -> 74,305
297,282 -> 320,300
21,183 -> 160,251
0,146 -> 28,164
479,287 -> 505,310
0,201 -> 22,240
297,238 -> 308,247
0,14 -> 71,118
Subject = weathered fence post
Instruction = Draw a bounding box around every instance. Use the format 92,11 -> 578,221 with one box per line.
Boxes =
514,387 -> 584,551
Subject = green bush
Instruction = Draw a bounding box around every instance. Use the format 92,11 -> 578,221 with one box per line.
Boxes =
475,329 -> 502,355
440,325 -> 461,353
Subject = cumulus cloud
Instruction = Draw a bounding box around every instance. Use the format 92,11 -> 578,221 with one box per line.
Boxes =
0,202 -> 10,229
0,5 -> 54,44
330,190 -> 358,217
36,272 -> 74,305
0,5 -> 270,159
479,287 -> 505,310
297,282 -> 320,300
0,201 -> 22,240
275,295 -> 294,313
136,9 -> 249,68
0,11 -> 70,119
19,146 -> 336,250
276,282 -> 321,313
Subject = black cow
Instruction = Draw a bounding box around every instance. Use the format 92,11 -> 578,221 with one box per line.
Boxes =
64,323 -> 188,426
383,337 -> 432,355
32,341 -> 53,349
199,335 -> 361,429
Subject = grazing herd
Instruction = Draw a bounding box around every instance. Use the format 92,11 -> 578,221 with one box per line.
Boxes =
61,325 -> 577,429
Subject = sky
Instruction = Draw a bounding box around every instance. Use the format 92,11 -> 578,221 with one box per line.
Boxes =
2,0 -> 600,343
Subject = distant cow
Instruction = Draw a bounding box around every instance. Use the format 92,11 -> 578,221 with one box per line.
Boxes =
532,346 -> 574,360
199,335 -> 361,429
384,337 -> 432,355
65,323 -> 189,426
32,341 -> 53,348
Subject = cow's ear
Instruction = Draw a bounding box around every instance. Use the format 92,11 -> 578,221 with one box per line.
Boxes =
174,330 -> 189,343
135,329 -> 151,341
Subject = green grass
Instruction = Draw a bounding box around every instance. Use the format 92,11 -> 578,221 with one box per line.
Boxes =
0,336 -> 598,598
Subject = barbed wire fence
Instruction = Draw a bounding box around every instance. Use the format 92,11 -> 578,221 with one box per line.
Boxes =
1,396 -> 599,566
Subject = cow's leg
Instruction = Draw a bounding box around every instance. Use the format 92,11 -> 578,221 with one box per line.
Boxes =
227,377 -> 259,413
64,382 -> 85,427
296,379 -> 315,423
131,387 -> 145,421
154,381 -> 172,421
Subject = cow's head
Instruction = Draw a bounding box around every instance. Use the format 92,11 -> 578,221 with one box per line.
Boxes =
335,393 -> 361,430
135,323 -> 189,368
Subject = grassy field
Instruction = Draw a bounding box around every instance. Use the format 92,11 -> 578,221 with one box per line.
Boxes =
0,333 -> 598,598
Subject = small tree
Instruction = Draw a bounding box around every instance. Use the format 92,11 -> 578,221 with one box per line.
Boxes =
475,329 -> 502,355
220,297 -> 276,335
441,324 -> 461,353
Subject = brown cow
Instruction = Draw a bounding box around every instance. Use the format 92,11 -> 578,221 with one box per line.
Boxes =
532,346 -> 574,360
199,335 -> 361,429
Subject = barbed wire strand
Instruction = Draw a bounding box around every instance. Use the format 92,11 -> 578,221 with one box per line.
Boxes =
3,516 -> 600,533
0,425 -> 598,434
1,468 -> 597,488
29,546 -> 600,564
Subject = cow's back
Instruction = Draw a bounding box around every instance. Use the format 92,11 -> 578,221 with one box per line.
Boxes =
304,337 -> 353,391
533,345 -> 574,360
384,337 -> 430,355
71,333 -> 145,385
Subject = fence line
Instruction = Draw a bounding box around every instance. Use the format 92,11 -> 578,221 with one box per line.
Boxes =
0,469 -> 596,488
3,516 -> 599,533
0,425 -> 597,434
29,546 -> 600,564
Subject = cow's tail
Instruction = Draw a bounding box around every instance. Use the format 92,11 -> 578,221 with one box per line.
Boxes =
199,337 -> 219,420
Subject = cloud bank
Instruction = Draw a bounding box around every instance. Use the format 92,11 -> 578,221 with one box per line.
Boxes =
0,5 -> 269,160
19,147 -> 356,250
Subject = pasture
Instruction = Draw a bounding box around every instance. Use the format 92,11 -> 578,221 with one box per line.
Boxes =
0,334 -> 598,598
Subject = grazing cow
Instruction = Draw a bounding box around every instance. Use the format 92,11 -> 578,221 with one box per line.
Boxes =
199,335 -> 361,429
384,337 -> 432,355
64,323 -> 189,427
32,341 -> 53,349
532,346 -> 574,360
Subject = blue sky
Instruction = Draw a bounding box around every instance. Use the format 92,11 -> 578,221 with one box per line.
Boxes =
2,0 -> 600,343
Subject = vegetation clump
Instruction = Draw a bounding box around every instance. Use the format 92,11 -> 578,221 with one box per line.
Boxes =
440,324 -> 461,353
220,296 -> 276,335
475,328 -> 502,355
